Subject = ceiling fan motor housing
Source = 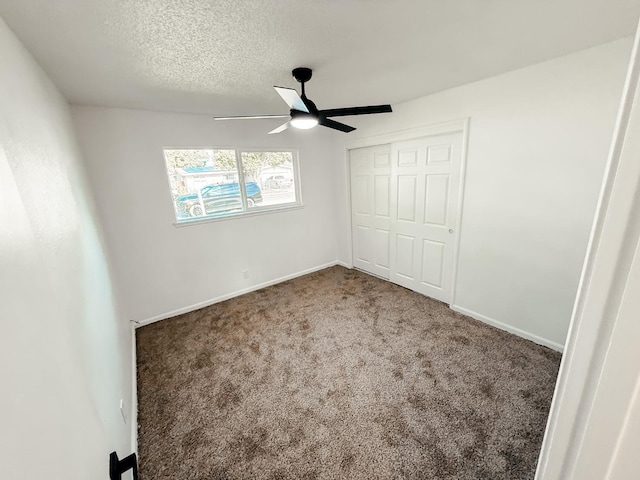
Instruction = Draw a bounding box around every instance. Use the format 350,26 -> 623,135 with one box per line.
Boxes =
290,109 -> 317,120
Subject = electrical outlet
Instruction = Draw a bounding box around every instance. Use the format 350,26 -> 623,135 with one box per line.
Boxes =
120,399 -> 127,424
242,269 -> 249,279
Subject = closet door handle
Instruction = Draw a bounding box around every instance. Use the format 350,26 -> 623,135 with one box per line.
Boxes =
448,229 -> 454,233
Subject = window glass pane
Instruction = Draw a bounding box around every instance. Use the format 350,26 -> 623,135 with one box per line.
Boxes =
164,149 -> 240,220
240,151 -> 297,209
163,149 -> 300,223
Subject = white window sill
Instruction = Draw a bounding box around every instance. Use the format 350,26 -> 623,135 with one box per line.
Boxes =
173,203 -> 305,227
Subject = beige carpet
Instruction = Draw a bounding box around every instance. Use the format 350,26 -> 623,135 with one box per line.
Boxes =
136,266 -> 561,479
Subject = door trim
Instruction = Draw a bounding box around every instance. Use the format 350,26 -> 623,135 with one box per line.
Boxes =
534,22 -> 640,480
345,118 -> 469,150
344,118 -> 470,306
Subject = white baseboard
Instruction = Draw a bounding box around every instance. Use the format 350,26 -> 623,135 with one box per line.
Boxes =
133,264 -> 564,355
134,261 -> 346,328
450,305 -> 565,352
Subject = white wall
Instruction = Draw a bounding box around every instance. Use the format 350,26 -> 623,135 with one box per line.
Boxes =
537,24 -> 640,478
71,107 -> 341,323
337,38 -> 633,349
0,17 -> 133,480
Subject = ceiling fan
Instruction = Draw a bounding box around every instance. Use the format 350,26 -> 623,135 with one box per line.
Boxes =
213,67 -> 392,134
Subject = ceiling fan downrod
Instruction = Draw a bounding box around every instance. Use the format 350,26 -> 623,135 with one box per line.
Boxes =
292,67 -> 312,99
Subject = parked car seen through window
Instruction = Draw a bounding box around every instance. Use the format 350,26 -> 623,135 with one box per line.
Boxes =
163,149 -> 300,223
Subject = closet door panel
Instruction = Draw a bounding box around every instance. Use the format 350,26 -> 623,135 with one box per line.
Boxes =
350,144 -> 392,279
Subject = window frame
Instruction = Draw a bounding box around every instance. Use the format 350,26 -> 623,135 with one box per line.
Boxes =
162,147 -> 303,226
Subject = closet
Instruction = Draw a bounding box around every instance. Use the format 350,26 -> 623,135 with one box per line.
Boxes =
349,128 -> 464,303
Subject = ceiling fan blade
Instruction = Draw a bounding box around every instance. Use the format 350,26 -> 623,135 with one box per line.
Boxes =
274,86 -> 309,113
319,104 -> 392,117
213,114 -> 289,120
319,117 -> 356,133
268,122 -> 290,134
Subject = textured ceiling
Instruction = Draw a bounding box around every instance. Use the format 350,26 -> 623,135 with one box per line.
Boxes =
1,0 -> 639,117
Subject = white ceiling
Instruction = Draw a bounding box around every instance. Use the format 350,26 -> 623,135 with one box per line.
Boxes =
1,0 -> 639,117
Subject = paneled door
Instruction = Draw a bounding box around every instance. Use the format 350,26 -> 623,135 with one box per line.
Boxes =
350,144 -> 392,279
389,133 -> 463,303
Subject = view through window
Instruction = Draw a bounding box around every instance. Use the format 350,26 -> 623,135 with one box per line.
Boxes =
163,149 -> 299,222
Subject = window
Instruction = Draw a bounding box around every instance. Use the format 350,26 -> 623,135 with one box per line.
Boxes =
163,149 -> 300,223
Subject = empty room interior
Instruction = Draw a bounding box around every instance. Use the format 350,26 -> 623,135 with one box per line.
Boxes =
3,1 -> 640,479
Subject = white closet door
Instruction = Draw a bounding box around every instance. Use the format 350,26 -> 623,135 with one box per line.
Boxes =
390,133 -> 463,303
350,144 -> 392,279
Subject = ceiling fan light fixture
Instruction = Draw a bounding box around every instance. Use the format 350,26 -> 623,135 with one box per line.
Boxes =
290,116 -> 318,129
213,67 -> 392,134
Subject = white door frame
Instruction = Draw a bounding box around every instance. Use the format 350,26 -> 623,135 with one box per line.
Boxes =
343,118 -> 470,305
535,20 -> 640,480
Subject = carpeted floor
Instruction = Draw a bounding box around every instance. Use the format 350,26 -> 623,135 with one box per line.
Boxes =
136,266 -> 561,480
